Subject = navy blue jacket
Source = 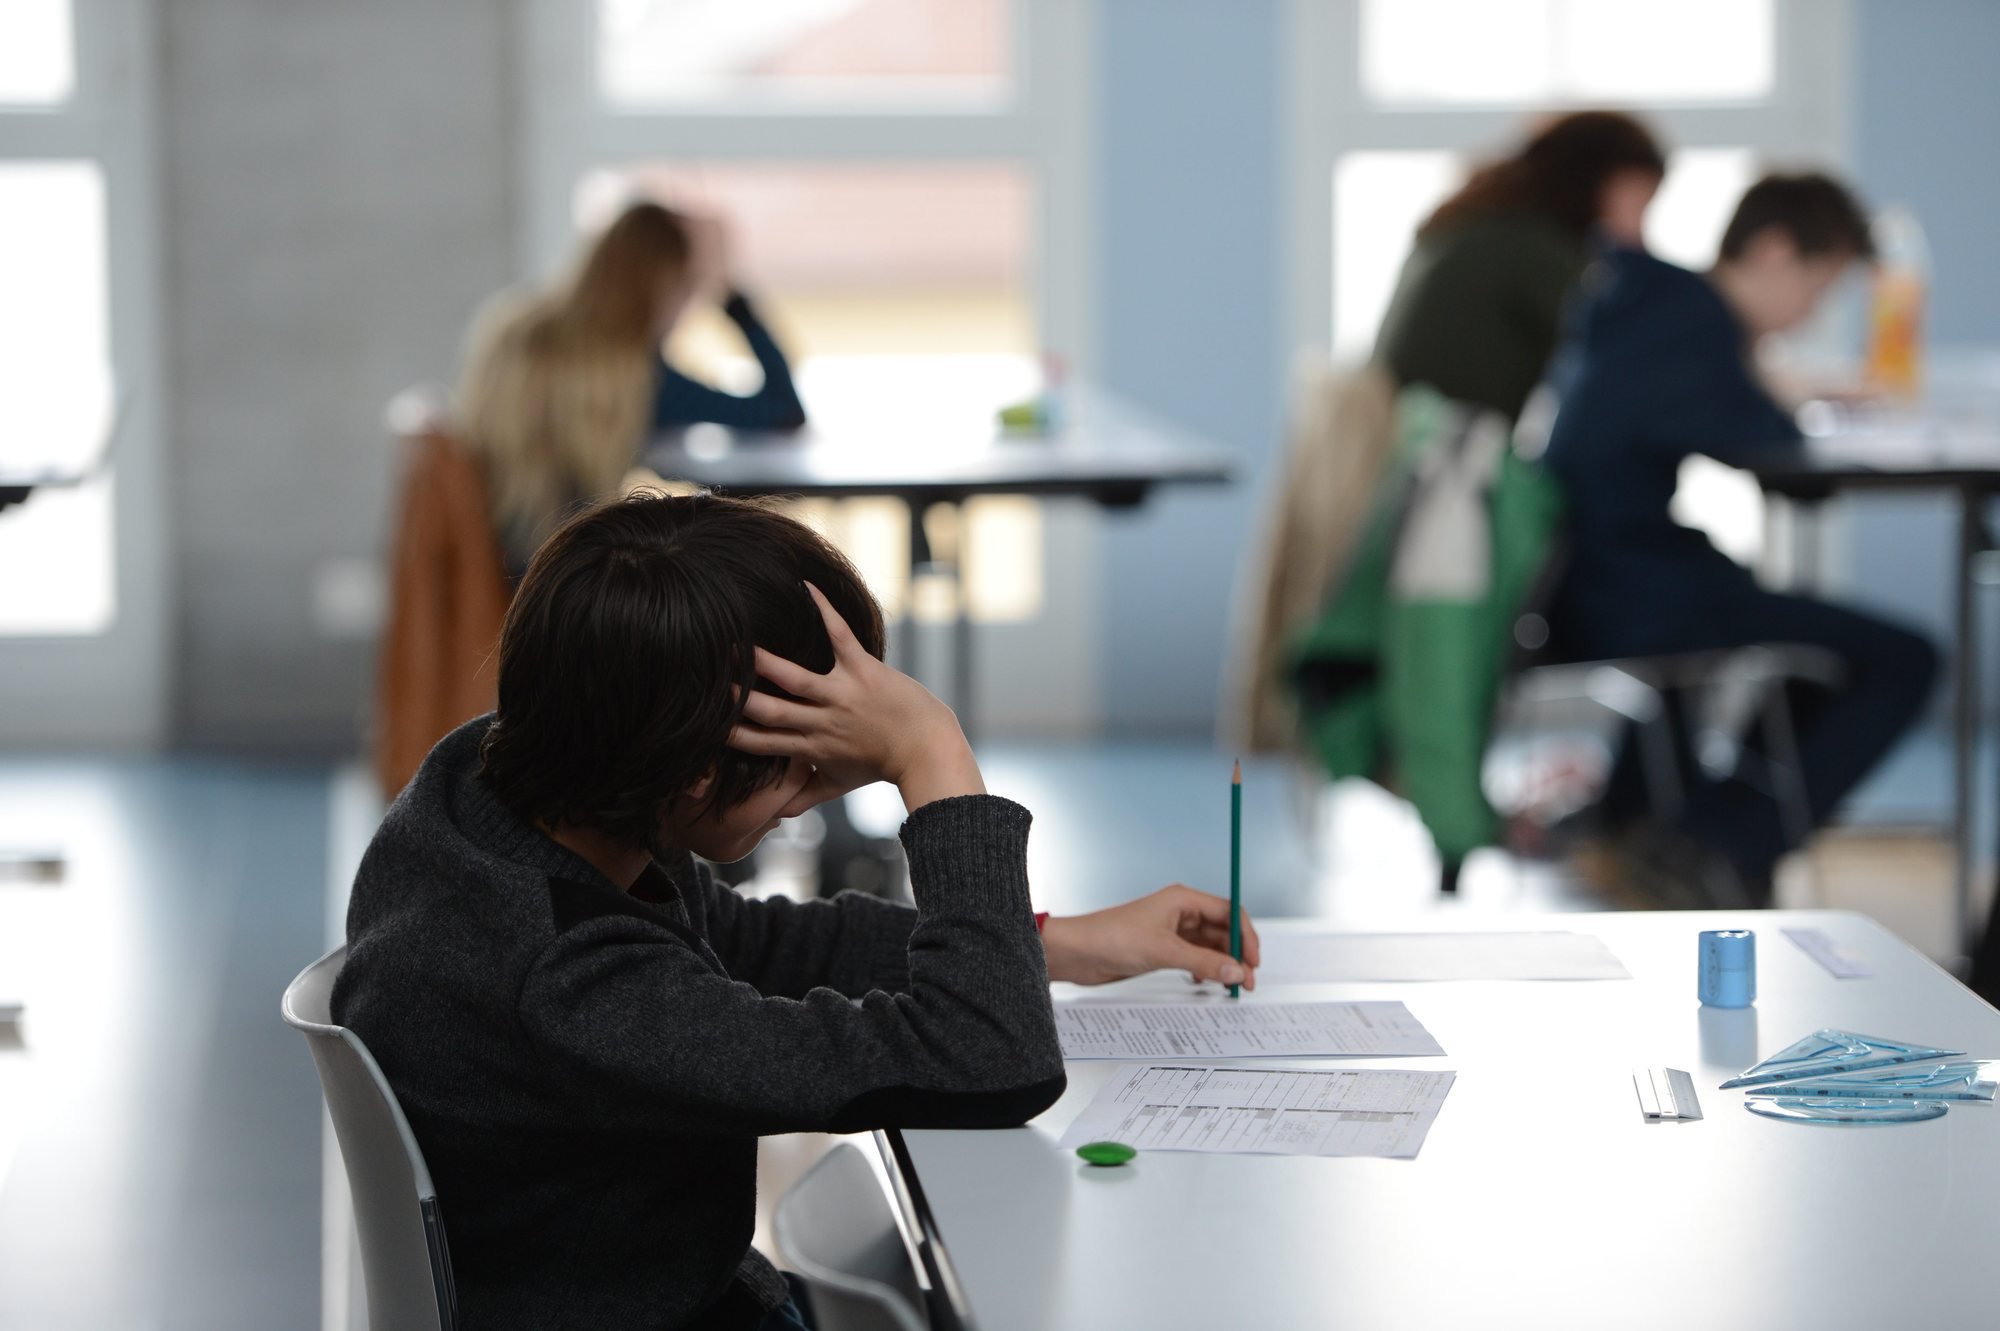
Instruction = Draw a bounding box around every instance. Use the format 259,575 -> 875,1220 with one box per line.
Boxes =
1542,248 -> 1800,647
654,291 -> 806,433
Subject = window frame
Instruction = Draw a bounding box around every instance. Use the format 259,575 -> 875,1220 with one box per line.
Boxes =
1284,0 -> 1856,360
516,0 -> 1105,735
0,0 -> 170,743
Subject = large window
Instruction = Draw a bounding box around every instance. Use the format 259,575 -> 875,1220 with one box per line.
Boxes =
0,3 -> 121,637
1331,146 -> 1756,356
1359,0 -> 1775,107
597,0 -> 1011,107
1293,0 -> 1850,555
525,0 -> 1089,631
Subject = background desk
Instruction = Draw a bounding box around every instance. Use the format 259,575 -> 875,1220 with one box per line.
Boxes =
886,911 -> 2000,1330
1749,427 -> 2000,961
644,386 -> 1231,733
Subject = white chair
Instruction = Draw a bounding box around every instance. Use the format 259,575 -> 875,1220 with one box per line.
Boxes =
774,1142 -> 930,1331
282,946 -> 459,1331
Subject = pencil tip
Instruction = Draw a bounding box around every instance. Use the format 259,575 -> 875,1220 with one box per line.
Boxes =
1232,758 -> 1241,782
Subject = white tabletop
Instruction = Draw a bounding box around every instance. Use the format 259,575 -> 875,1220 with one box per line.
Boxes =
892,911 -> 2000,1331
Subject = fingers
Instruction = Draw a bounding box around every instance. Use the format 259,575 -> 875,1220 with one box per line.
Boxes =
1163,884 -> 1262,968
750,646 -> 825,701
1165,938 -> 1253,991
1239,908 -> 1263,968
804,582 -> 863,664
776,772 -> 842,820
727,723 -> 806,758
739,689 -> 815,732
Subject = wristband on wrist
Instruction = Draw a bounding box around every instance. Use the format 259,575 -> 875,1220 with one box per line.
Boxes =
1034,911 -> 1049,934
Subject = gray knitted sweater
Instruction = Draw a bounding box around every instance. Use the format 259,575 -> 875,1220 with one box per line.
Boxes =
333,717 -> 1065,1330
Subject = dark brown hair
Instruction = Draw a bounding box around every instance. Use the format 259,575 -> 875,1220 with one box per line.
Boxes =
1419,110 -> 1667,240
1719,172 -> 1876,263
479,491 -> 887,844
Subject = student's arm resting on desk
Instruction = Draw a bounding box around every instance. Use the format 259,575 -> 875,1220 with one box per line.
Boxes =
518,794 -> 1064,1136
701,868 -> 1262,997
653,292 -> 806,432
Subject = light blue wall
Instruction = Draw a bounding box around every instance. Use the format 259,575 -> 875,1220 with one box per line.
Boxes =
1094,0 -> 1287,735
1842,0 -> 2000,701
1852,0 -> 2000,346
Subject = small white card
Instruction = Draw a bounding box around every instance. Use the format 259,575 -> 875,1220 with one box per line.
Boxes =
1633,1067 -> 1703,1121
1783,927 -> 1874,979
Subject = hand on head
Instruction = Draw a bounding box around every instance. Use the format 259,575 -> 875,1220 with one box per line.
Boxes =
728,584 -> 984,816
681,211 -> 733,303
1040,885 -> 1261,990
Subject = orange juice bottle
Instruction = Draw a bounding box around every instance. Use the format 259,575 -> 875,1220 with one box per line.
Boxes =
1866,207 -> 1929,397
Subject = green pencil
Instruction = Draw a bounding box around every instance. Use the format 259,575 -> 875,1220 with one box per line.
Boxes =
1229,758 -> 1242,998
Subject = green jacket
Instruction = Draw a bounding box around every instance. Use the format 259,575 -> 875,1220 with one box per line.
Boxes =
1290,386 -> 1561,861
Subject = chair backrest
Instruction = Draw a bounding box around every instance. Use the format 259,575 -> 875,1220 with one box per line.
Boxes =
282,946 -> 458,1331
774,1143 -> 930,1331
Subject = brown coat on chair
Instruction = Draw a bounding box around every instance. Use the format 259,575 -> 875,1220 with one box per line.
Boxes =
1226,361 -> 1398,753
373,431 -> 512,798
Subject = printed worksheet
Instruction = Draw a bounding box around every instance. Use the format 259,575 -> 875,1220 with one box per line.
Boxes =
1058,1063 -> 1456,1158
1255,930 -> 1630,983
1054,1000 -> 1443,1060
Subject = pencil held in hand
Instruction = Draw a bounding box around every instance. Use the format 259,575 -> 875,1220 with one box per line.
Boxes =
1229,759 -> 1243,998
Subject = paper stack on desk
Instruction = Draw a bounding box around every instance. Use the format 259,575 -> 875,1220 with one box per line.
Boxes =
1054,1000 -> 1443,1060
1058,1063 -> 1456,1159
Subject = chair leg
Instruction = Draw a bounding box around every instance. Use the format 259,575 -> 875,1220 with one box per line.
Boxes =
1635,691 -> 1686,824
1758,683 -> 1820,900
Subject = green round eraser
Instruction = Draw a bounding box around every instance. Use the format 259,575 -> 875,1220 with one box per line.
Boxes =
1075,1140 -> 1137,1167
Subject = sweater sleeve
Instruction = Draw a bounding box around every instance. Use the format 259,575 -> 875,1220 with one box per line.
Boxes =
1620,276 -> 1801,465
652,291 -> 807,432
516,795 -> 1064,1138
697,865 -> 917,999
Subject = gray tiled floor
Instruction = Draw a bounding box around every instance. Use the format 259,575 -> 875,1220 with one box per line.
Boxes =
0,760 -> 326,1331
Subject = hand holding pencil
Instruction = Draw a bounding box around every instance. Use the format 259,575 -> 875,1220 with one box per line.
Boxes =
1039,885 -> 1261,989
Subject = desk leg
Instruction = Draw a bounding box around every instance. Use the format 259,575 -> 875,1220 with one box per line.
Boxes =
1954,491 -> 1981,963
901,501 -> 930,677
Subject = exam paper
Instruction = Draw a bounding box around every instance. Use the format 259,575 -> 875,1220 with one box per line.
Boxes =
1059,1063 -> 1456,1158
1255,930 -> 1629,983
1054,1000 -> 1443,1060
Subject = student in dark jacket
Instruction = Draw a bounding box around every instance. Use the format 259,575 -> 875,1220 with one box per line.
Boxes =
1543,173 -> 1937,904
335,492 -> 1262,1331
1374,110 -> 1666,423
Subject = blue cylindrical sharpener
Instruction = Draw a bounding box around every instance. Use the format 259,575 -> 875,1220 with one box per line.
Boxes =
1698,929 -> 1756,1008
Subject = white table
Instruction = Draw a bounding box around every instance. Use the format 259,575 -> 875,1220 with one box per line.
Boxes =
884,911 -> 2000,1330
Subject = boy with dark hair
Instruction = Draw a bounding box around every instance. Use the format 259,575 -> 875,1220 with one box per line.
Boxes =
335,491 -> 1260,1330
1542,171 -> 1936,904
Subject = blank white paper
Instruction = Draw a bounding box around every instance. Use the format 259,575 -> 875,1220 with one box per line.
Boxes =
1054,1000 -> 1444,1060
1058,1063 -> 1456,1158
1255,930 -> 1629,983
1782,927 -> 1874,979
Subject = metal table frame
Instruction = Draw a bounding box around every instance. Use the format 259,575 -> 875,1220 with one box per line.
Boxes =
1749,446 -> 2000,963
645,398 -> 1232,736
